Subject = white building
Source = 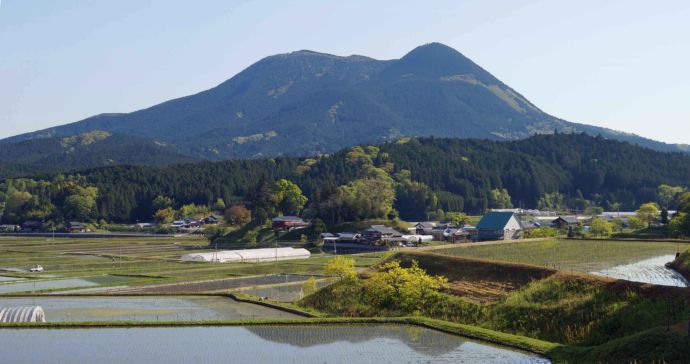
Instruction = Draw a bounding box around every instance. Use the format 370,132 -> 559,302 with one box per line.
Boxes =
181,247 -> 310,263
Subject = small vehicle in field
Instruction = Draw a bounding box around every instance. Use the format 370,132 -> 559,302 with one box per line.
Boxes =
29,265 -> 44,272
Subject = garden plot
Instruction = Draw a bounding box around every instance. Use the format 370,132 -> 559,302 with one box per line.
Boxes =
591,254 -> 689,287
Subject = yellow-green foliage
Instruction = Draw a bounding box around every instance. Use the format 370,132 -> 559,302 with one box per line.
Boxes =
324,256 -> 356,282
60,130 -> 112,148
232,131 -> 278,144
523,227 -> 559,238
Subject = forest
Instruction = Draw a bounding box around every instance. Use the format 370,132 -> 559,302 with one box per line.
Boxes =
1,133 -> 690,228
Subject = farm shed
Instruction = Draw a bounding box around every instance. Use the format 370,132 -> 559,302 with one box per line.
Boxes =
182,248 -> 310,263
0,306 -> 46,323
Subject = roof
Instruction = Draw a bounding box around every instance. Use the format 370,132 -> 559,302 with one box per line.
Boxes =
553,216 -> 578,224
522,221 -> 542,229
182,247 -> 310,263
365,225 -> 403,236
477,212 -> 519,229
415,222 -> 436,228
272,216 -> 305,222
337,232 -> 360,239
320,233 -> 336,238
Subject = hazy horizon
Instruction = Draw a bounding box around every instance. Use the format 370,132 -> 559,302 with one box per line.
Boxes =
1,0 -> 689,144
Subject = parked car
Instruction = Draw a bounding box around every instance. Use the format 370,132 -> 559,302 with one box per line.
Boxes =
29,265 -> 44,272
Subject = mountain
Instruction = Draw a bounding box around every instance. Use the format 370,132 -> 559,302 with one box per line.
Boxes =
0,130 -> 197,176
2,43 -> 688,161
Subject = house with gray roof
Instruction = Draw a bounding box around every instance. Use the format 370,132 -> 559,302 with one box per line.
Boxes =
362,225 -> 404,245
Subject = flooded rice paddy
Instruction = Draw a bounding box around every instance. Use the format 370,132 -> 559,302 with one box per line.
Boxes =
591,254 -> 689,287
0,276 -> 23,282
0,278 -> 99,293
235,279 -> 332,302
0,275 -> 133,294
0,325 -> 549,363
0,296 -> 299,321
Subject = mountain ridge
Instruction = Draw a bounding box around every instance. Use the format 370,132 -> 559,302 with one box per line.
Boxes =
2,42 -> 688,161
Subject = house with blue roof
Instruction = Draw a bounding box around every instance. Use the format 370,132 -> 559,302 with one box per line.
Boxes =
476,212 -> 522,241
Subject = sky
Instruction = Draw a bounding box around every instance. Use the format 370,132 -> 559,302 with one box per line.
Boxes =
1,0 -> 689,144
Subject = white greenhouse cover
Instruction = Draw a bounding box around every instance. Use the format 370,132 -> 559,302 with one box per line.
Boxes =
0,306 -> 46,323
182,247 -> 311,263
402,235 -> 434,243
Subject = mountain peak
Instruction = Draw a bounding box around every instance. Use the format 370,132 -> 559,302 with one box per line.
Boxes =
404,42 -> 463,58
379,42 -> 497,84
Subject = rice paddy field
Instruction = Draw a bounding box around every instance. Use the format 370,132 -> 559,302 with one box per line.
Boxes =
0,236 -> 382,295
433,239 -> 690,287
0,296 -> 299,321
0,325 -> 550,364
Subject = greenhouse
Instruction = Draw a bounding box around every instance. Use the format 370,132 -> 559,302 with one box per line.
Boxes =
0,306 -> 46,323
182,247 -> 311,263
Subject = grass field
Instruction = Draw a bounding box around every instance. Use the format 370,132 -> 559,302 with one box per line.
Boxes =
433,239 -> 690,273
0,236 -> 384,294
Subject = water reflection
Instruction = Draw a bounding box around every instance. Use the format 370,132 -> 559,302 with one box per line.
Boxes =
0,296 -> 299,321
247,324 -> 462,356
591,254 -> 689,287
0,326 -> 550,363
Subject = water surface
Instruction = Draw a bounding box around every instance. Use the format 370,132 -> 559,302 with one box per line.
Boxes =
591,254 -> 689,287
0,325 -> 549,363
0,296 -> 298,321
0,278 -> 99,293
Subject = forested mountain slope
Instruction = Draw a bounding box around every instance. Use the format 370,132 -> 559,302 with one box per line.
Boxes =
2,133 -> 688,224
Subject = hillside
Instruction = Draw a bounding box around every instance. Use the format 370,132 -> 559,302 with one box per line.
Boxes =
2,43 -> 687,162
2,133 -> 690,224
0,131 -> 197,173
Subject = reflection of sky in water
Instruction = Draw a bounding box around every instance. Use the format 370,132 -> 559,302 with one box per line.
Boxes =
0,278 -> 98,293
0,296 -> 298,321
0,326 -> 550,363
591,254 -> 689,287
0,276 -> 23,282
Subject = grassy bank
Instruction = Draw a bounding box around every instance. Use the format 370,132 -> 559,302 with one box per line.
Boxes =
668,248 -> 690,280
301,250 -> 690,362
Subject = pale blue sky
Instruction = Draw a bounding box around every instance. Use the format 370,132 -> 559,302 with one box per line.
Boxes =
1,0 -> 689,143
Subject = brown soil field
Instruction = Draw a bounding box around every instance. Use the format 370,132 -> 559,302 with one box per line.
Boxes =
389,251 -> 690,302
388,251 -> 556,302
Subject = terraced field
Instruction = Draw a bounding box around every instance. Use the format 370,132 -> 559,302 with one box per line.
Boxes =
433,239 -> 690,286
0,237 -> 382,295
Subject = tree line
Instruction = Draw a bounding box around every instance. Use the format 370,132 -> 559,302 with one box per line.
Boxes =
1,133 -> 690,228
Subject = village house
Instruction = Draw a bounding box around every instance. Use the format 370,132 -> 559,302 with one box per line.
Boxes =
21,221 -> 43,232
414,222 -> 436,235
476,212 -> 522,241
0,224 -> 20,232
203,215 -> 220,225
335,232 -> 361,243
271,216 -> 308,231
67,222 -> 89,233
362,225 -> 404,245
551,216 -> 579,229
